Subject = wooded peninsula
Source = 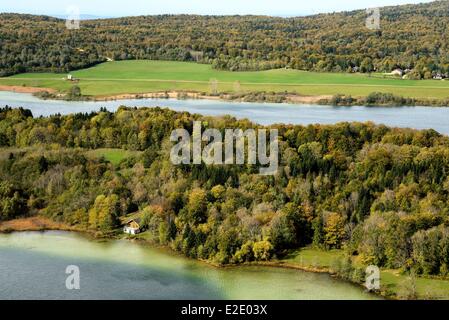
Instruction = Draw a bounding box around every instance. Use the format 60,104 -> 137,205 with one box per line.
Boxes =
1,106 -> 449,284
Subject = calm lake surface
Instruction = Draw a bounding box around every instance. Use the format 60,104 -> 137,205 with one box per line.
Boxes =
1,91 -> 449,135
0,231 -> 378,300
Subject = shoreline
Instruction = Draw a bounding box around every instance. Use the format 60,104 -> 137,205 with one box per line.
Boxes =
0,85 -> 398,107
92,90 -> 333,105
0,216 -> 385,300
4,217 -> 449,300
1,84 -> 448,107
0,84 -> 331,105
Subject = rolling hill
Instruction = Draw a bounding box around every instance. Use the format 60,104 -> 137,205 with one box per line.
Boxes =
0,1 -> 449,77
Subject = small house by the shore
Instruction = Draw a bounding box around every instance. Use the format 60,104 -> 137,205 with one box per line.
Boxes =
123,218 -> 142,235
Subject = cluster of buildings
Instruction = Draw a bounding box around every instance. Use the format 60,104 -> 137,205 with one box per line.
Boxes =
350,66 -> 447,80
389,68 -> 448,80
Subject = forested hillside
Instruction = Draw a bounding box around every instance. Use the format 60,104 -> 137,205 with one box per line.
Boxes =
1,1 -> 449,77
1,106 -> 449,276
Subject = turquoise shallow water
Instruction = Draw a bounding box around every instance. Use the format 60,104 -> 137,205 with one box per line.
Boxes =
1,91 -> 448,135
0,231 -> 379,300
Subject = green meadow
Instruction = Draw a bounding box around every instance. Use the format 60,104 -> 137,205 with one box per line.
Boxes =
85,148 -> 141,166
1,60 -> 449,99
285,248 -> 449,300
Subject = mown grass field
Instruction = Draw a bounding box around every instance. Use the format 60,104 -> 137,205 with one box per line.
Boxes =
1,60 -> 449,99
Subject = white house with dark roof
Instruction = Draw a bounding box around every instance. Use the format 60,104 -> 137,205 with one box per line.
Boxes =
123,218 -> 142,235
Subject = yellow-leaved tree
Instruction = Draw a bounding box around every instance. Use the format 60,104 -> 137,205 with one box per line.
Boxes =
88,194 -> 120,232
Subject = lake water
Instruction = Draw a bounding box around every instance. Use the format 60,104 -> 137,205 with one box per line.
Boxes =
0,231 -> 378,300
1,91 -> 449,135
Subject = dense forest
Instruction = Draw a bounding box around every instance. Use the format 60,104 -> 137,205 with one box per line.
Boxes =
1,1 -> 449,77
1,106 -> 449,276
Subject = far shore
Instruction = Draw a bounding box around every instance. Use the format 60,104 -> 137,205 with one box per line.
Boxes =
93,90 -> 333,104
0,85 -> 57,95
2,84 -> 448,107
0,84 -> 337,105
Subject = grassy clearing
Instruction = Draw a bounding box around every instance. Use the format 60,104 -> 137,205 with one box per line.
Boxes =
380,270 -> 449,300
1,60 -> 449,99
283,247 -> 449,300
0,147 -> 140,167
283,247 -> 344,269
85,148 -> 141,166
